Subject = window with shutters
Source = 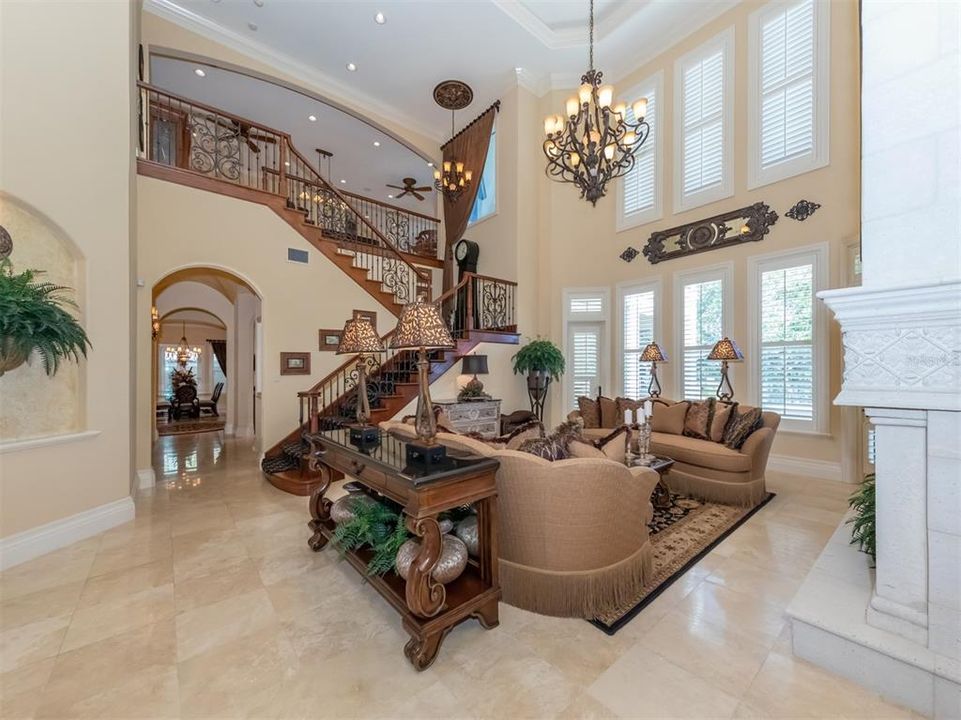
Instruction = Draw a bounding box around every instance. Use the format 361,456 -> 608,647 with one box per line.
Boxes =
675,264 -> 732,401
748,0 -> 829,188
617,72 -> 663,231
674,27 -> 734,212
748,244 -> 828,432
618,281 -> 660,398
563,289 -> 610,412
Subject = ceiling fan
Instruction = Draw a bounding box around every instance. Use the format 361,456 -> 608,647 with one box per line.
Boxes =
386,177 -> 432,202
223,118 -> 277,153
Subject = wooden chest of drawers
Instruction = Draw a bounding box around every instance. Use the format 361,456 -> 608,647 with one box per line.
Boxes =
434,399 -> 501,438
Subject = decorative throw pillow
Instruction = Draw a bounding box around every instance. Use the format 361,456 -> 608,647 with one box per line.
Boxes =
568,439 -> 605,459
593,426 -> 629,464
650,401 -> 688,435
577,396 -> 601,429
466,420 -> 545,450
615,397 -> 643,423
683,398 -> 716,440
710,402 -> 737,443
598,396 -> 618,428
723,406 -> 764,450
517,419 -> 583,461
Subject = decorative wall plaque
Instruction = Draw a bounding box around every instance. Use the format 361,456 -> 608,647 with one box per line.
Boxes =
619,246 -> 639,263
0,225 -> 11,260
786,199 -> 821,221
642,202 -> 779,264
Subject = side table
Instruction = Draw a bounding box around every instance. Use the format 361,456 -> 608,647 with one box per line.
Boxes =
630,455 -> 675,510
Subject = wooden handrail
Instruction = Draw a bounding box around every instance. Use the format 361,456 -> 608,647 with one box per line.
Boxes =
466,272 -> 518,287
299,330 -> 397,397
138,82 -> 289,140
285,143 -> 431,286
432,274 -> 470,308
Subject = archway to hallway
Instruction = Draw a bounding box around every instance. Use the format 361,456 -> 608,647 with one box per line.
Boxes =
149,266 -> 263,488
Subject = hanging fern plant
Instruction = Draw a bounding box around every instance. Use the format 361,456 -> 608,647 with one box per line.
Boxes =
0,259 -> 91,376
848,473 -> 876,564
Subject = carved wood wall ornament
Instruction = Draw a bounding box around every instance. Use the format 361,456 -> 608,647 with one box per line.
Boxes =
642,202 -> 779,265
0,226 -> 12,260
619,246 -> 639,263
786,199 -> 821,221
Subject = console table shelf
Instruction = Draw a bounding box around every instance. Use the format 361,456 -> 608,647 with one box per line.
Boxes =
303,428 -> 501,671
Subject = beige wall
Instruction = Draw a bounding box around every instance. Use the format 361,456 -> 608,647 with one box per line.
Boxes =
136,176 -> 400,466
524,0 -> 860,467
0,0 -> 137,538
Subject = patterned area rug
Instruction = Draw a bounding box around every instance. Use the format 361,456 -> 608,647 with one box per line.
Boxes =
590,492 -> 775,634
157,417 -> 226,436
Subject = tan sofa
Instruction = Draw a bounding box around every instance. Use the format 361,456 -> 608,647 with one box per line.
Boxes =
572,398 -> 780,507
381,421 -> 660,618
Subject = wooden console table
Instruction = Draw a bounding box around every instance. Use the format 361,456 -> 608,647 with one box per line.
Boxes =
304,428 -> 501,670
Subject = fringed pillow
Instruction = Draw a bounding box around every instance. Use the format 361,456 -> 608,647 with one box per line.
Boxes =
592,426 -> 630,464
723,406 -> 764,450
683,398 -> 716,440
710,402 -> 737,443
577,396 -> 601,429
464,420 -> 545,450
517,419 -> 583,461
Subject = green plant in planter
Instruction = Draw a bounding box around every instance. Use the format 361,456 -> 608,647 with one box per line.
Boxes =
331,497 -> 411,576
171,366 -> 197,391
511,338 -> 566,381
848,473 -> 876,564
0,259 -> 91,376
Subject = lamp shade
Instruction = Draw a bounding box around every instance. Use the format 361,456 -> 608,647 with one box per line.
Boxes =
707,337 -> 744,362
640,342 -> 669,363
336,318 -> 385,355
461,354 -> 489,375
389,300 -> 456,350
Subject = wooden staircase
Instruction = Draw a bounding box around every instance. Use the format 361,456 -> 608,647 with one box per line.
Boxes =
135,82 -> 521,495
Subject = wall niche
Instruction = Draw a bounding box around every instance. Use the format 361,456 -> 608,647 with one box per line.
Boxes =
0,194 -> 85,442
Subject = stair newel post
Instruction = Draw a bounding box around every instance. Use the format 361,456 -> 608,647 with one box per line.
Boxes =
309,394 -> 319,433
465,274 -> 475,334
279,138 -> 288,198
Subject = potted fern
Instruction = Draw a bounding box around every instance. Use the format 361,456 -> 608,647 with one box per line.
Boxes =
512,338 -> 565,420
0,259 -> 90,376
848,473 -> 876,564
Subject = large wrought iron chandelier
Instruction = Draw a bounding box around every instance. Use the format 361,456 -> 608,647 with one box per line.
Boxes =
542,0 -> 651,205
433,80 -> 474,203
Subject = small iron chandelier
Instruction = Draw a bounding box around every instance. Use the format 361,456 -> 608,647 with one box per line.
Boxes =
433,80 -> 474,203
164,322 -> 203,367
542,0 -> 651,205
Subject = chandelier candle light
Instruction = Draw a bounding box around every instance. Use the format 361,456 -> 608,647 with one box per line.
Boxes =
336,317 -> 385,445
708,337 -> 744,402
165,322 -> 203,367
389,299 -> 456,463
433,80 -> 474,203
543,0 -> 651,205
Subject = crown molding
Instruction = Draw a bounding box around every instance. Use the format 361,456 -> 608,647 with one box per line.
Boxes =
491,0 -> 639,50
143,0 -> 445,143
512,67 -> 550,97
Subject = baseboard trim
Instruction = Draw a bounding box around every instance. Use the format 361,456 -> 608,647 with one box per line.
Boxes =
224,423 -> 235,436
136,468 -> 156,490
769,454 -> 844,482
0,497 -> 135,571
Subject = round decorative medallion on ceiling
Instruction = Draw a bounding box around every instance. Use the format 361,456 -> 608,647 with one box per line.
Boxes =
0,225 -> 12,260
433,80 -> 473,111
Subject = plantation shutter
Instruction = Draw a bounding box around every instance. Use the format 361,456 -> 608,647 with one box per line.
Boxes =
622,290 -> 655,399
622,88 -> 657,217
682,279 -> 723,400
759,263 -> 814,420
760,0 -> 816,168
682,48 -> 725,196
570,324 -> 601,410
569,296 -> 603,314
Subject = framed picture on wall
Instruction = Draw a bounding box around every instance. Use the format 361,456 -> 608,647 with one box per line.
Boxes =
280,352 -> 311,375
318,329 -> 343,352
352,309 -> 377,327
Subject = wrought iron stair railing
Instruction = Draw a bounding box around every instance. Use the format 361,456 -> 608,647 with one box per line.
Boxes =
138,82 -> 436,305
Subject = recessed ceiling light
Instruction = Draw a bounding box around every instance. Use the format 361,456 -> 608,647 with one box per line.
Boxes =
253,0 -> 264,6
388,194 -> 394,199
194,68 -> 206,77
374,11 -> 385,24
373,141 -> 380,147
247,21 -> 258,31
308,115 -> 317,122
426,161 -> 434,167
284,161 -> 290,167
340,179 -> 347,184
346,62 -> 357,72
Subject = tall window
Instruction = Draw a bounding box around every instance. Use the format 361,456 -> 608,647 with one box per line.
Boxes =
468,128 -> 496,224
674,27 -> 734,211
617,73 -> 662,231
676,265 -> 731,400
749,245 -> 827,431
563,289 -> 609,411
748,0 -> 829,188
159,347 -> 199,398
619,282 -> 659,398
